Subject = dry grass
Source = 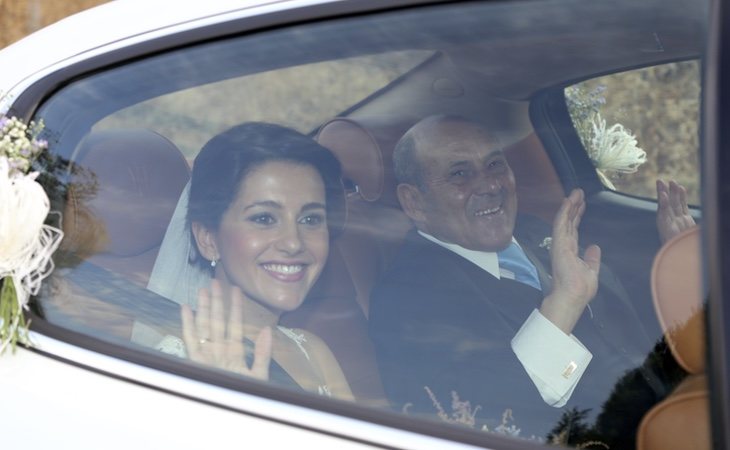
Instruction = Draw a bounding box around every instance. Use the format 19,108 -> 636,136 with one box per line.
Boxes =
0,0 -> 108,49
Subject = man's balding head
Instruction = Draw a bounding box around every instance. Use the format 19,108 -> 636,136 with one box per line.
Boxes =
394,115 -> 518,251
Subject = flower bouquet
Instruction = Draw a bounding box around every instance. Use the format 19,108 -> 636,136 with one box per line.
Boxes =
565,85 -> 647,189
0,116 -> 63,354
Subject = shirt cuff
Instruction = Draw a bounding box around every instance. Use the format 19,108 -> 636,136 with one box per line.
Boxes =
511,309 -> 593,407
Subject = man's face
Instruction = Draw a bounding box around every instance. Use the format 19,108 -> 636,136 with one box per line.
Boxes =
410,120 -> 517,252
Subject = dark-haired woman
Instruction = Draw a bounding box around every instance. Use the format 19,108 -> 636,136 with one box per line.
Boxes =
146,122 -> 352,400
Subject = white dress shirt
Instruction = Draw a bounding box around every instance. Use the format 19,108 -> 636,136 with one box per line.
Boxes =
418,231 -> 592,407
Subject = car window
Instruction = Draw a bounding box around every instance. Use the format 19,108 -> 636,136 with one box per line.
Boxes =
27,1 -> 709,448
565,61 -> 701,204
95,53 -> 429,158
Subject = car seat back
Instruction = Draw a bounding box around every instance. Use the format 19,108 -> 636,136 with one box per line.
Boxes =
637,226 -> 710,450
315,118 -> 413,317
281,118 -> 413,404
62,129 -> 190,286
505,132 -> 565,223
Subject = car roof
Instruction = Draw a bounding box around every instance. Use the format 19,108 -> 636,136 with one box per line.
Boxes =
0,0 -> 331,107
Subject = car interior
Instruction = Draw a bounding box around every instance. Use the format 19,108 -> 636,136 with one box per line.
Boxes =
25,0 -> 707,447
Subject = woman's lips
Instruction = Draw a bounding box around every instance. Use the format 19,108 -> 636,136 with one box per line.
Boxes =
261,263 -> 306,282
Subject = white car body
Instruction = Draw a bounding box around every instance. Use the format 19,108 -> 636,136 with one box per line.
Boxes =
0,0 -> 329,110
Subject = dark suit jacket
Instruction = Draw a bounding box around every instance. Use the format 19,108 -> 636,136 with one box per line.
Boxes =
369,216 -> 662,439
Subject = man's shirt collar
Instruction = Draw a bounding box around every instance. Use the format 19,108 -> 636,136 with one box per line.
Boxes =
417,230 -> 513,279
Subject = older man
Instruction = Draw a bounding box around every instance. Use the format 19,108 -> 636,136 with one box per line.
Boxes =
368,115 -> 693,439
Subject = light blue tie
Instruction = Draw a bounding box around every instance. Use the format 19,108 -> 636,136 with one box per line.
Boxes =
497,241 -> 542,291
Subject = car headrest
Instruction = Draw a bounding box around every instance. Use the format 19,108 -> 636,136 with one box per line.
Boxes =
651,225 -> 705,374
504,133 -> 565,223
63,129 -> 190,258
316,118 -> 385,202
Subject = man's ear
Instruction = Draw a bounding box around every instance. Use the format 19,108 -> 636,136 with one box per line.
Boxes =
191,222 -> 219,261
396,183 -> 427,224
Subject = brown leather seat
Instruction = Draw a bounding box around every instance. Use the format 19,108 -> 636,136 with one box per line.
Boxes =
62,129 -> 190,286
637,226 -> 710,450
505,132 -> 565,223
282,118 -> 416,405
315,118 -> 413,318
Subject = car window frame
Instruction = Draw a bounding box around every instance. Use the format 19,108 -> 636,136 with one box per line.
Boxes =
703,0 -> 730,446
6,0 -> 446,122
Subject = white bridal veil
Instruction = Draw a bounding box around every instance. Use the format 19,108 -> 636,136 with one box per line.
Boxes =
131,182 -> 207,351
146,181 -> 210,308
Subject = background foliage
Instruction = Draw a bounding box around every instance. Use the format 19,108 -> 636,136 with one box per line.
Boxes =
569,61 -> 701,204
0,0 -> 107,49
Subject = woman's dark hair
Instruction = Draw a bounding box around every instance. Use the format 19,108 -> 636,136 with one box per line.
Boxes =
187,122 -> 344,267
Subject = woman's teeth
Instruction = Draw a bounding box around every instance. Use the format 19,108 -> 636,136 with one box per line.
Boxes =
263,264 -> 303,274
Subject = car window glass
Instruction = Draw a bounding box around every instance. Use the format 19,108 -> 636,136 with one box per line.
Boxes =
28,1 -> 709,448
95,53 -> 429,158
565,61 -> 701,204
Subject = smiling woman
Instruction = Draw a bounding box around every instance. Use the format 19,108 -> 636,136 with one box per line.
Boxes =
140,122 -> 353,399
195,161 -> 328,311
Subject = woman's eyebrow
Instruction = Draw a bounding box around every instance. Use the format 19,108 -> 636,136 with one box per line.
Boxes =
243,201 -> 326,212
243,200 -> 281,211
302,202 -> 326,212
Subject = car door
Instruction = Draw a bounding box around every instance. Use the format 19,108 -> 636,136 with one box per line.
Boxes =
0,1 -> 720,449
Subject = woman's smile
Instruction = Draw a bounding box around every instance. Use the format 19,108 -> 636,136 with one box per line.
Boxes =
203,161 -> 329,313
261,262 -> 307,282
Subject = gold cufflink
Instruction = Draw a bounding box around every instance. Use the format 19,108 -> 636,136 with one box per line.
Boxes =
562,361 -> 578,379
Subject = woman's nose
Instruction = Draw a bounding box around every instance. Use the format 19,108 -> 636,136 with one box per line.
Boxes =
275,222 -> 304,254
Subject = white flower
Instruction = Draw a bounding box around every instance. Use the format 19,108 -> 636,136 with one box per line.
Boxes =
539,237 -> 552,251
0,116 -> 47,178
0,157 -> 63,308
495,423 -> 522,437
588,115 -> 647,175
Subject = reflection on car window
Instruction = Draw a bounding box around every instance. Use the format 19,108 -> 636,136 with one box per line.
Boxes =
566,61 -> 701,204
31,1 -> 709,448
96,52 -> 431,158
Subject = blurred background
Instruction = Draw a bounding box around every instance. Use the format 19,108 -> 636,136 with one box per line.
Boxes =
0,0 -> 107,48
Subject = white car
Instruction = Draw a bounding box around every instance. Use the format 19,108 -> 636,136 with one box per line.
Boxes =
0,0 -> 720,449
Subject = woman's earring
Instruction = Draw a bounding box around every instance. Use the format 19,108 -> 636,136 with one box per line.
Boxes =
210,259 -> 217,268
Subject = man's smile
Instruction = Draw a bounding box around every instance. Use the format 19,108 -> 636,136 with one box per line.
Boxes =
474,206 -> 502,217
